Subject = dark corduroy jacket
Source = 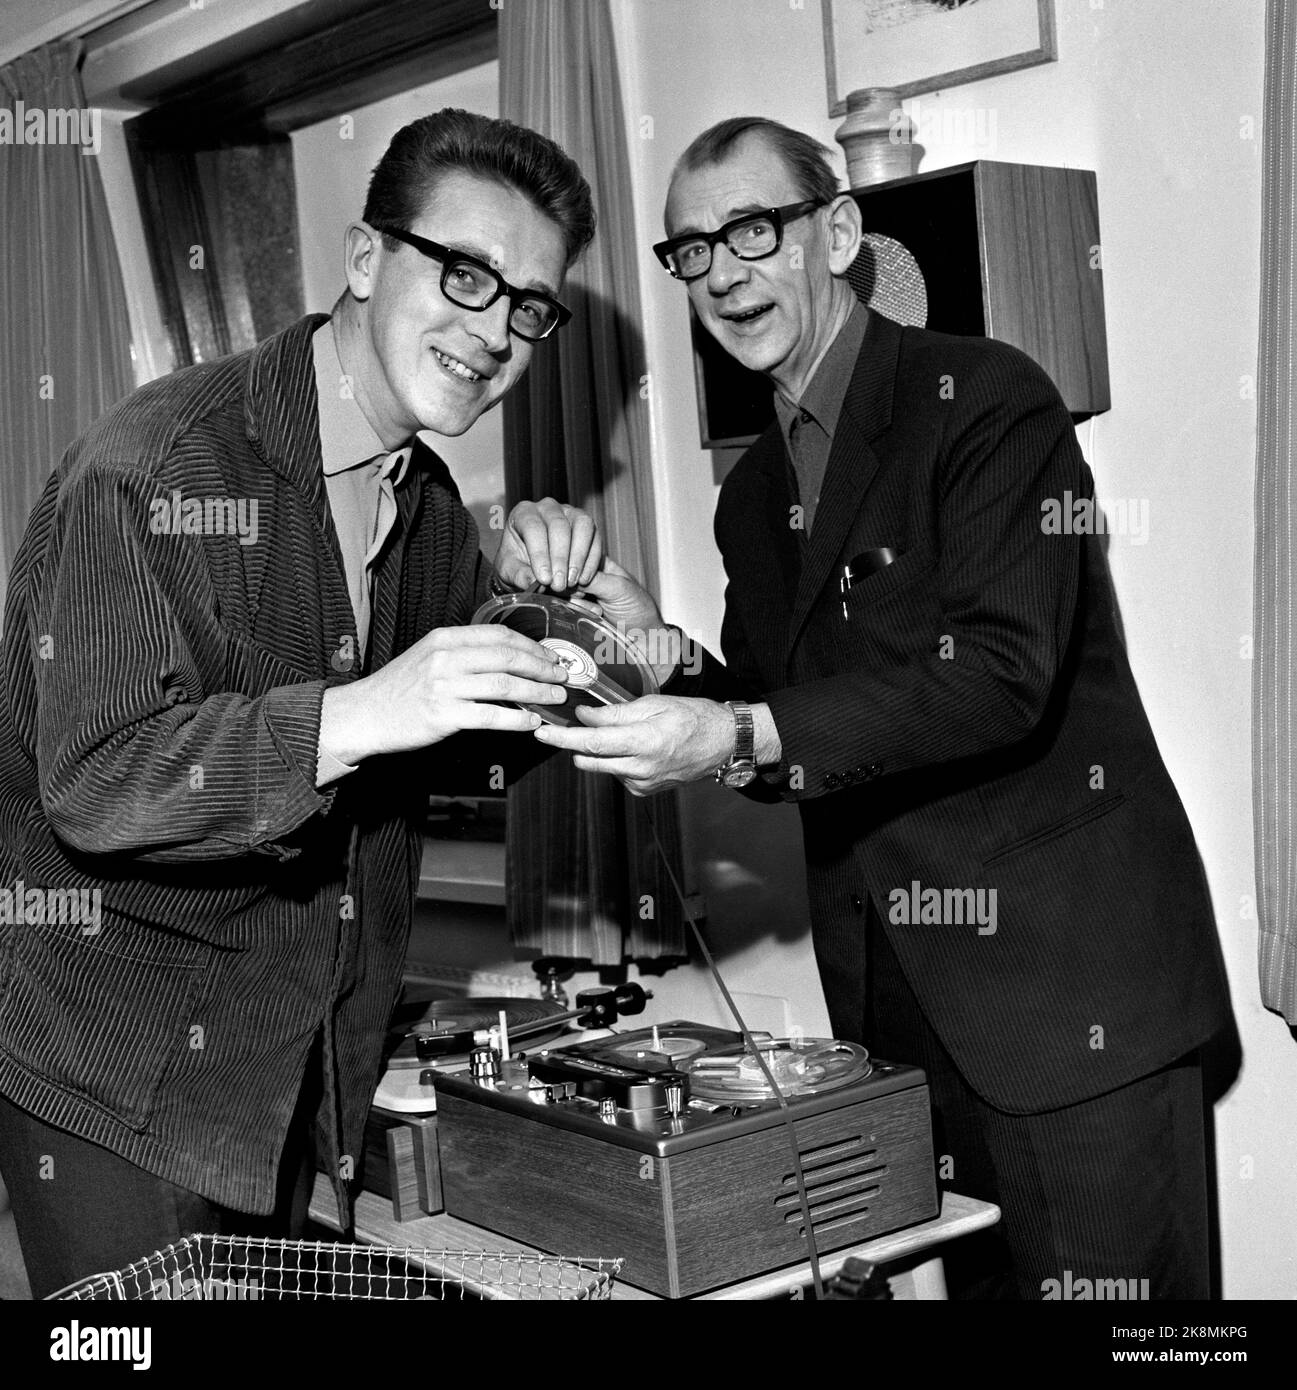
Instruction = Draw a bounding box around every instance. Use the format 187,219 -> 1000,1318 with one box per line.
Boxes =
0,313 -> 492,1213
669,313 -> 1233,1113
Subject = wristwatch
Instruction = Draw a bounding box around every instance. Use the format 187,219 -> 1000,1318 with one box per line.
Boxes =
715,700 -> 757,789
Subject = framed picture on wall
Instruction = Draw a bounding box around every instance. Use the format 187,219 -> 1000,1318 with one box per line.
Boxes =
823,0 -> 1057,114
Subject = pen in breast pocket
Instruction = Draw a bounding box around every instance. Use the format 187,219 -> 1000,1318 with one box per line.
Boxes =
839,548 -> 898,619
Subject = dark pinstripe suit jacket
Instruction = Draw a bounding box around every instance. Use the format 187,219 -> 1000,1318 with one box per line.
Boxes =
0,313 -> 492,1212
672,313 -> 1232,1113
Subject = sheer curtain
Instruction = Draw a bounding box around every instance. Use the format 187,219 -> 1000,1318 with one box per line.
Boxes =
0,40 -> 134,623
1255,0 -> 1297,1025
499,0 -> 686,964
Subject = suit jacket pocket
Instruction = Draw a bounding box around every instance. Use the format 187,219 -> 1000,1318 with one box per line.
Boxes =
839,548 -> 931,611
0,918 -> 209,1130
807,548 -> 939,676
982,791 -> 1128,868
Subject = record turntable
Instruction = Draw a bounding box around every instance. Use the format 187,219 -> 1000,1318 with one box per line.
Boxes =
376,984 -> 650,1110
366,993 -> 575,1218
369,987 -> 649,1219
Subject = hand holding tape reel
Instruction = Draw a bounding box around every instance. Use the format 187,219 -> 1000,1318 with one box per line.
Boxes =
477,574 -> 759,793
472,582 -> 661,727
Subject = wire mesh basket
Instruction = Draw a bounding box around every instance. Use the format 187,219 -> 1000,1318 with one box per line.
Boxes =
47,1234 -> 622,1302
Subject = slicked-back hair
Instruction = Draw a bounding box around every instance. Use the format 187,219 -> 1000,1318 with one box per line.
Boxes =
669,116 -> 840,215
363,107 -> 596,267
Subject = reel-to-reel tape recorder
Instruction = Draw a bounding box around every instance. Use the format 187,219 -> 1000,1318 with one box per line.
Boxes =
432,1022 -> 938,1298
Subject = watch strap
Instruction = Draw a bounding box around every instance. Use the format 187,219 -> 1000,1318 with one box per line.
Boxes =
727,700 -> 755,764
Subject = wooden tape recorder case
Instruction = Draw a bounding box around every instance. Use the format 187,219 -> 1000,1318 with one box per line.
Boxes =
433,1022 -> 938,1297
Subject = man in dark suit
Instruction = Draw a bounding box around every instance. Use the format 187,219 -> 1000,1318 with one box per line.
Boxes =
0,108 -> 601,1296
539,117 -> 1234,1299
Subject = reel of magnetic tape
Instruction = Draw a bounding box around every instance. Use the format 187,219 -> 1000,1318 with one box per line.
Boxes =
682,1035 -> 873,1103
471,590 -> 657,727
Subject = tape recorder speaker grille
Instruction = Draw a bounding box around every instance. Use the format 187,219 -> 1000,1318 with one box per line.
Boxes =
472,591 -> 658,727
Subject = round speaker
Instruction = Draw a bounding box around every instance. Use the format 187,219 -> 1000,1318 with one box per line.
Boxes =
847,232 -> 928,328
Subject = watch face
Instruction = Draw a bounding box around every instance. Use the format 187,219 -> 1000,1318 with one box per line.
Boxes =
722,763 -> 758,789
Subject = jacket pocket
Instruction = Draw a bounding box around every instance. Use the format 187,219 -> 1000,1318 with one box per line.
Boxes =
223,629 -> 320,692
0,919 -> 209,1130
839,548 -> 931,610
981,792 -> 1128,868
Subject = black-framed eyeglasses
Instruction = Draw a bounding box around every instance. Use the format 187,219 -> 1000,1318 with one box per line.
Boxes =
653,200 -> 828,281
375,225 -> 571,342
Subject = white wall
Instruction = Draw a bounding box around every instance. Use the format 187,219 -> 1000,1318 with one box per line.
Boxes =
290,61 -> 506,537
609,0 -> 1290,1299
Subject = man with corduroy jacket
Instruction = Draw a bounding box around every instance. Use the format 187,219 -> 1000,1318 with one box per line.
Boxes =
0,109 -> 601,1297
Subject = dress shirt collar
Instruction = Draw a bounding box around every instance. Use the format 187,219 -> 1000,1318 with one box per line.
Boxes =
773,300 -> 870,444
312,319 -> 411,484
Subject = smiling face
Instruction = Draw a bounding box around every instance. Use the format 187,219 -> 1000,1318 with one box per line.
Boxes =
342,171 -> 568,444
665,134 -> 859,400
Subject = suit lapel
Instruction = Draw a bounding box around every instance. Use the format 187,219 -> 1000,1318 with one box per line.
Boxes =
787,313 -> 903,654
750,426 -> 801,611
244,313 -> 332,520
242,313 -> 351,613
240,315 -> 354,639
725,426 -> 798,641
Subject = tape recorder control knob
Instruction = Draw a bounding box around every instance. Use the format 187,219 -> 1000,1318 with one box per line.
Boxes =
598,1097 -> 618,1123
662,1072 -> 687,1117
470,1046 -> 501,1085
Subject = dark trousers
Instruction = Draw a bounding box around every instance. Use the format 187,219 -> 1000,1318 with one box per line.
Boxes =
864,908 -> 1212,1300
0,1048 -> 321,1300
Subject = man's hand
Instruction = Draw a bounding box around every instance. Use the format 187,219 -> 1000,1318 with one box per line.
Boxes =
578,557 -> 664,632
496,497 -> 603,591
532,695 -> 736,796
320,625 -> 568,765
576,559 -> 687,687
